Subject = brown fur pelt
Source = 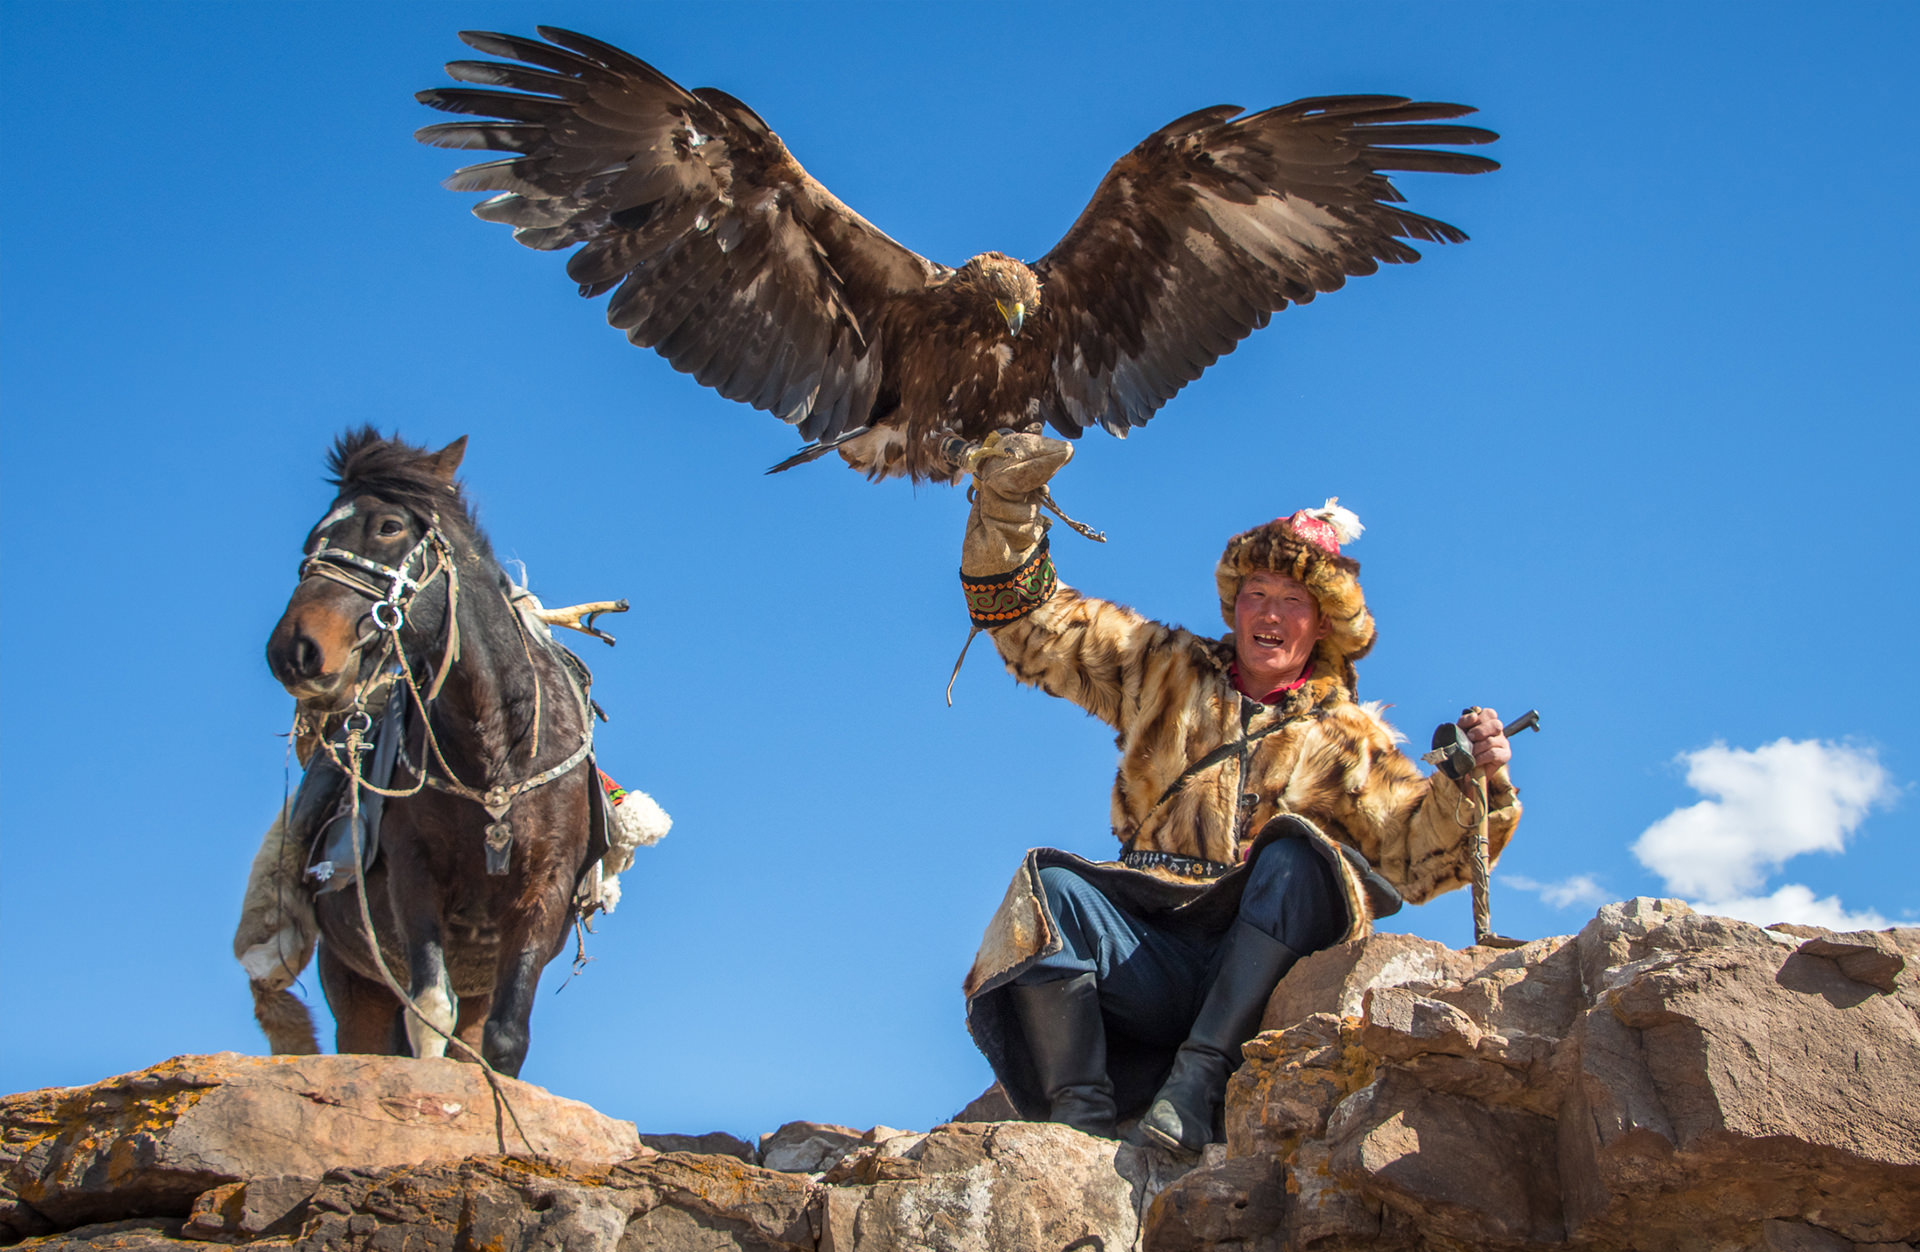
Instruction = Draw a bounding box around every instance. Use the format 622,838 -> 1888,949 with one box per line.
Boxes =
235,810 -> 323,1055
235,811 -> 317,993
251,983 -> 320,1055
989,584 -> 1519,912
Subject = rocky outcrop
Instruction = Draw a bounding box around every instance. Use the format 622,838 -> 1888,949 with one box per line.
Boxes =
1150,899 -> 1920,1251
4,1053 -> 639,1232
2,1057 -> 1179,1250
6,901 -> 1915,1250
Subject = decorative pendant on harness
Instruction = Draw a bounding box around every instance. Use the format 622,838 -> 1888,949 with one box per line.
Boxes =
425,734 -> 596,876
484,821 -> 514,874
483,788 -> 515,875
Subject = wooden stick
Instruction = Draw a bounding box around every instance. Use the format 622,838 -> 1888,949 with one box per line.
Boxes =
1470,767 -> 1525,949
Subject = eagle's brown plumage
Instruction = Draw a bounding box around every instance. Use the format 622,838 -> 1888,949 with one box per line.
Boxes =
417,27 -> 1498,483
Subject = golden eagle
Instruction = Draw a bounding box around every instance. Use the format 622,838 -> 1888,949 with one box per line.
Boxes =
417,28 -> 1498,483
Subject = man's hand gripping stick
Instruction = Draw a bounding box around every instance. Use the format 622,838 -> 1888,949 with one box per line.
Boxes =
1425,709 -> 1541,949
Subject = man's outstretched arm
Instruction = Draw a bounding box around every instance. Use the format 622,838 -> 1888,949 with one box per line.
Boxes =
958,433 -> 1165,729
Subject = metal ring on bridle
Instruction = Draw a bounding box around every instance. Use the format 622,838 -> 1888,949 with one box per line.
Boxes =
343,709 -> 373,737
370,600 -> 405,631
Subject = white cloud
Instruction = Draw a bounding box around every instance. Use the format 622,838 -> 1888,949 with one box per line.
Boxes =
1502,872 -> 1608,909
1632,739 -> 1893,899
1693,884 -> 1892,931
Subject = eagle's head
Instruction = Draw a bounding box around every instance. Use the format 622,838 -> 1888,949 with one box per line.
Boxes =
960,252 -> 1043,338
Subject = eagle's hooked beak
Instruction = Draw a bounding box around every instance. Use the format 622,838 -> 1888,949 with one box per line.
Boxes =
995,298 -> 1027,338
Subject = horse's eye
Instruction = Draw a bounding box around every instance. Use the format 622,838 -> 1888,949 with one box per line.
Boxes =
378,519 -> 406,538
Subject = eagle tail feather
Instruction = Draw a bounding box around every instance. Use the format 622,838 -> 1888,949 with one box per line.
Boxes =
765,427 -> 872,475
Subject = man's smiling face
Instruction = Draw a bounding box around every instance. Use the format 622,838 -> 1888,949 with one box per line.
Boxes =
1232,571 -> 1328,693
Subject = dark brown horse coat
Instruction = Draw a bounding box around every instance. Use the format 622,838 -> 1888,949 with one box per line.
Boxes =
261,430 -> 606,1076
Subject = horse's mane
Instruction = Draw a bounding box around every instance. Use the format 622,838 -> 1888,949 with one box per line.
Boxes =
326,426 -> 496,566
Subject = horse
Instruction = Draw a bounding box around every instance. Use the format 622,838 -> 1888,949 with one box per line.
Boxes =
262,428 -> 607,1077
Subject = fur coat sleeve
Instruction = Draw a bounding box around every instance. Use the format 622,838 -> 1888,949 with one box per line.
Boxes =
1301,700 -> 1523,907
987,583 -> 1172,729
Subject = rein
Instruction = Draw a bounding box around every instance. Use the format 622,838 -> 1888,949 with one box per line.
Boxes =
334,704 -> 536,1157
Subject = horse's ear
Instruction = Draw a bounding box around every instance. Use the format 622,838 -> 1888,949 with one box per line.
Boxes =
425,436 -> 468,484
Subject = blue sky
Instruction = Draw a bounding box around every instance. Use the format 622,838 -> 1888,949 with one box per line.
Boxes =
3,2 -> 1915,1139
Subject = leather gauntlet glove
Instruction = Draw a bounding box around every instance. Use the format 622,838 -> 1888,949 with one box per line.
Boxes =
960,433 -> 1075,576
958,433 -> 1076,631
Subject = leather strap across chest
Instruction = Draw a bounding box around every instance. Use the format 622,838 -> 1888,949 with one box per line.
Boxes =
1147,700 -> 1327,819
414,602 -> 599,873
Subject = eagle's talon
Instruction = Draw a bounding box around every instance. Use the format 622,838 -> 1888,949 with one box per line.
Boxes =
956,430 -> 1013,476
531,599 -> 630,647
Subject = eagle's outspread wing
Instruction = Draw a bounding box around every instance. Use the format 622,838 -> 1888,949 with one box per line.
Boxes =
419,30 -> 1498,482
416,27 -> 945,445
1030,98 -> 1498,437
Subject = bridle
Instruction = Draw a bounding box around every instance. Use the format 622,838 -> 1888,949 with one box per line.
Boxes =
299,514 -> 458,686
293,503 -> 592,875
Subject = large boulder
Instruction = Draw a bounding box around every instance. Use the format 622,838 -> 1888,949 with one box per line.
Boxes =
1151,899 -> 1920,1252
4,1052 -> 640,1229
3,1061 -> 1181,1250
813,1121 -> 1171,1252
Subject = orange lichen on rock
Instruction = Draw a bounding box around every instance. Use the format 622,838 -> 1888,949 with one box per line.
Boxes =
1226,1012 -> 1379,1159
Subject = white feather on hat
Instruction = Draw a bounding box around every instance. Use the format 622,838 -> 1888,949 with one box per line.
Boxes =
1306,497 -> 1364,546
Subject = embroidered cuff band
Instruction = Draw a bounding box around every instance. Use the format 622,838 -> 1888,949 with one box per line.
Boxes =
960,537 -> 1057,628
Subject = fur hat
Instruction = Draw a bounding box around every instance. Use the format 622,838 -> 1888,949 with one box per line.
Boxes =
1215,499 -> 1375,678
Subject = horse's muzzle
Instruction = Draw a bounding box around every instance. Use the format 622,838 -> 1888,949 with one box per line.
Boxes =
267,583 -> 371,706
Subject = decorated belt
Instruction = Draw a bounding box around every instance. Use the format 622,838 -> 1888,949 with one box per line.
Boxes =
1120,849 -> 1232,880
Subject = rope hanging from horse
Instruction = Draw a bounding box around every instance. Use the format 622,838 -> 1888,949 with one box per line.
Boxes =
293,509 -> 604,1156
337,712 -> 537,1157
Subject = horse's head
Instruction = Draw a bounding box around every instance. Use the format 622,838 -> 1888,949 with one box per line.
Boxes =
266,431 -> 470,711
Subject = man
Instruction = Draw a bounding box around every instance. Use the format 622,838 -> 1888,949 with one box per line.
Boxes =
957,435 -> 1520,1152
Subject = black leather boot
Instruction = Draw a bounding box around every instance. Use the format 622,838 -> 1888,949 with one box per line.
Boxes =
1136,922 -> 1301,1153
1008,972 -> 1118,1137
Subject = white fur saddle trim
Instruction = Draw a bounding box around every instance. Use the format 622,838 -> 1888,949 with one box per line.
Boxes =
597,787 -> 671,914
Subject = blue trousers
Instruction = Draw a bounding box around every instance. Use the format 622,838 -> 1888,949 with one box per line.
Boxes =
1012,837 -> 1343,1046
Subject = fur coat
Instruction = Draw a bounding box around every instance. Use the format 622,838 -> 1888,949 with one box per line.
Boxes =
964,582 -> 1521,999
961,580 -> 1522,1119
